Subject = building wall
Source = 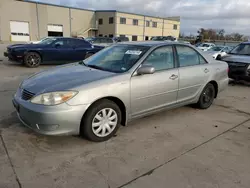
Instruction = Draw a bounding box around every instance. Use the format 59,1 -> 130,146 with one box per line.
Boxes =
0,0 -> 38,41
37,4 -> 71,38
163,20 -> 180,38
116,12 -> 144,41
95,12 -> 116,37
0,1 -> 180,42
116,12 -> 180,41
144,17 -> 164,39
70,9 -> 96,37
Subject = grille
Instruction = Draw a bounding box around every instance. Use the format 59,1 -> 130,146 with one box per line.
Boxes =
21,89 -> 35,101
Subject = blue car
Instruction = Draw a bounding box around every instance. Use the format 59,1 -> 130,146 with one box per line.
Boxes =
4,37 -> 104,67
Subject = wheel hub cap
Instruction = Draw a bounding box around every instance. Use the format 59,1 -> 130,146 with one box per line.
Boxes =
92,108 -> 118,137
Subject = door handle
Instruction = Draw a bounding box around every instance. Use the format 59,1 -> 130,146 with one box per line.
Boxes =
169,74 -> 178,80
204,68 -> 209,73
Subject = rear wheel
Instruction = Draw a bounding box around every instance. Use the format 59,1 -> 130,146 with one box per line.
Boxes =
216,55 -> 221,60
24,52 -> 41,68
196,83 -> 215,109
81,99 -> 121,142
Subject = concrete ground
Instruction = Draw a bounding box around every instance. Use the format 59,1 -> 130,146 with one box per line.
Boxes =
0,45 -> 250,188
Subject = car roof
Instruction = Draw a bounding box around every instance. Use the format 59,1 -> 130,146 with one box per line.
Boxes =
241,42 -> 250,44
119,41 -> 189,47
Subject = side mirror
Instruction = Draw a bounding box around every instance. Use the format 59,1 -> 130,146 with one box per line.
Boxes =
137,65 -> 155,75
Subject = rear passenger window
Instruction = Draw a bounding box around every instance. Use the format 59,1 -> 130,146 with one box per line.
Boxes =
176,46 -> 206,67
143,46 -> 174,71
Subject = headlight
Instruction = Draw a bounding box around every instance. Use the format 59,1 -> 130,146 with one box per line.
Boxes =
31,91 -> 78,105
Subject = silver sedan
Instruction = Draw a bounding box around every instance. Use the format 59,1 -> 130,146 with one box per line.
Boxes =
13,41 -> 229,142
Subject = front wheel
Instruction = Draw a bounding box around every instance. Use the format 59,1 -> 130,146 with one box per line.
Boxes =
24,52 -> 41,68
216,55 -> 221,60
196,83 -> 215,109
81,99 -> 121,142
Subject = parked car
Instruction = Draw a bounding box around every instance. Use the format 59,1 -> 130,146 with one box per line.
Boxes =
85,37 -> 114,47
151,36 -> 177,41
206,46 -> 234,60
113,36 -> 129,42
197,43 -> 216,51
221,42 -> 250,81
13,41 -> 228,142
177,40 -> 191,44
4,37 -> 104,67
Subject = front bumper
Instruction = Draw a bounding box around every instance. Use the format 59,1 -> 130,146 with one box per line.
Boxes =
4,51 -> 24,62
228,65 -> 250,82
13,92 -> 89,136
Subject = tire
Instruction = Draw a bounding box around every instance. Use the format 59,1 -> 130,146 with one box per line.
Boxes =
196,83 -> 215,109
216,55 -> 221,60
85,53 -> 94,59
81,99 -> 121,142
24,52 -> 41,68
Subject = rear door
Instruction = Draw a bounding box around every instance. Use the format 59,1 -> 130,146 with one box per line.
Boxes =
43,39 -> 73,63
175,45 -> 211,103
130,45 -> 179,117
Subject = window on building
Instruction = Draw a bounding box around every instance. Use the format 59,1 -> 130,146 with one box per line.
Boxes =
109,17 -> 114,24
132,35 -> 138,41
146,21 -> 150,27
98,19 -> 103,25
152,22 -> 157,28
120,17 -> 126,24
109,34 -> 114,38
173,24 -> 178,30
99,34 -> 103,37
145,36 -> 149,41
133,19 -> 138,26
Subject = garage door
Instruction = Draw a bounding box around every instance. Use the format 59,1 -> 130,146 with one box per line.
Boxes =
48,24 -> 63,37
10,21 -> 30,42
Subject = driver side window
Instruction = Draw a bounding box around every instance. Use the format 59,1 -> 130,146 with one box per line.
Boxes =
54,40 -> 64,46
143,46 -> 174,71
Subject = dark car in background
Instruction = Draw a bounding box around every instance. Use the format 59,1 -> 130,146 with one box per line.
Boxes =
150,36 -> 177,41
84,37 -> 114,47
4,37 -> 104,67
221,42 -> 250,81
113,36 -> 129,42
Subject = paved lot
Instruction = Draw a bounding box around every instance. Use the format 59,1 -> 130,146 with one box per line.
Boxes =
0,45 -> 250,188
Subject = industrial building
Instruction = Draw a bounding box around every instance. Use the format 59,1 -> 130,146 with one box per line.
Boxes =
0,0 -> 180,42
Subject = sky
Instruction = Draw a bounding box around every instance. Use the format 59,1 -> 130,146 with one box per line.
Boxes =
36,0 -> 250,36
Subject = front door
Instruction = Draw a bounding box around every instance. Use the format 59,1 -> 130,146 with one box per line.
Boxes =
130,45 -> 179,117
175,45 -> 211,103
43,39 -> 73,63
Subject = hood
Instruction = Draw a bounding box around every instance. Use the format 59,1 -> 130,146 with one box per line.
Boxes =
222,54 -> 250,64
22,63 -> 116,94
8,43 -> 46,49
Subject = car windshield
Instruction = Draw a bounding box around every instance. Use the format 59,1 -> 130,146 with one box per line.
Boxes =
229,44 -> 250,55
81,45 -> 150,73
207,46 -> 224,52
38,38 -> 57,45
